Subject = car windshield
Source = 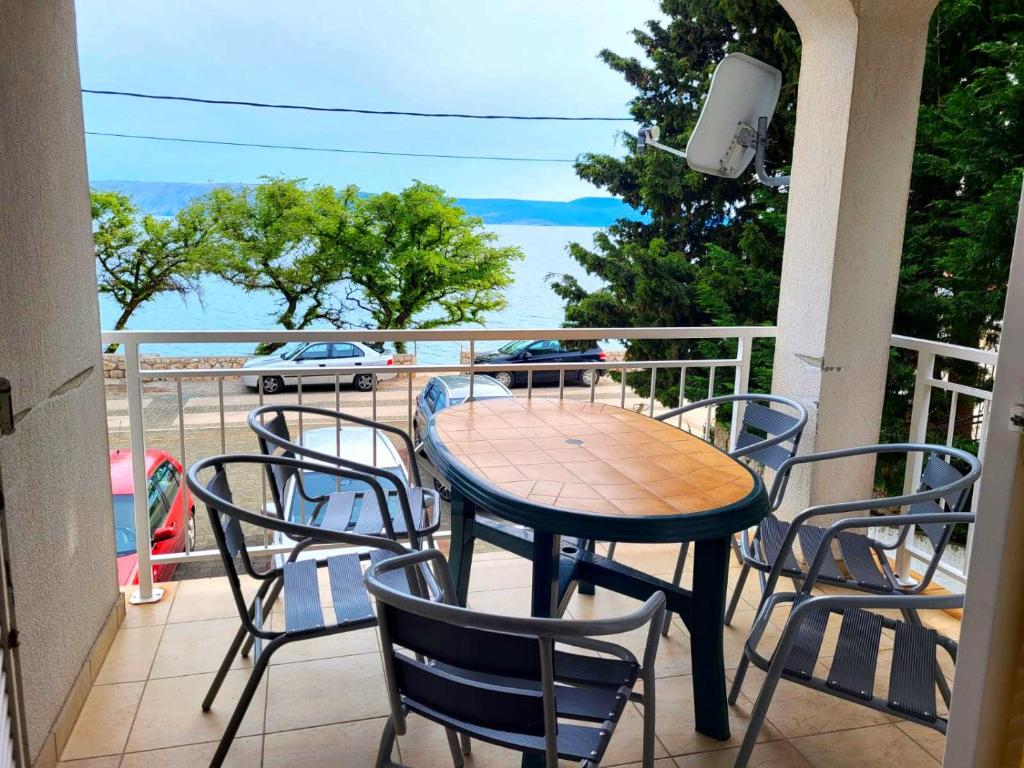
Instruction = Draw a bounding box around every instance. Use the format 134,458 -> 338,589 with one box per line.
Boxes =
112,494 -> 138,556
277,343 -> 307,360
288,469 -> 403,526
497,340 -> 531,354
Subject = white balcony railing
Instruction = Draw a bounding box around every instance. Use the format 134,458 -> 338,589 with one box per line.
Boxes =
101,327 -> 994,603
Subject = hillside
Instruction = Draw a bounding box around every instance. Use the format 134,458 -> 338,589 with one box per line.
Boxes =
90,180 -> 644,227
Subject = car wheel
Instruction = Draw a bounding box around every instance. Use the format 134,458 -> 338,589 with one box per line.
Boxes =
260,376 -> 285,395
493,371 -> 514,388
580,369 -> 600,387
187,511 -> 196,551
433,476 -> 452,502
354,373 -> 375,392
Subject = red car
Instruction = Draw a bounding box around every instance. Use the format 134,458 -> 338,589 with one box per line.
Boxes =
109,449 -> 195,586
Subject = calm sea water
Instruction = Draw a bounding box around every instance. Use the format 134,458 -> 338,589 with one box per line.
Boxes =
99,225 -> 607,364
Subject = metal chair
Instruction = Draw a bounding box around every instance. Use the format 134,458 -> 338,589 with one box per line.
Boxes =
728,505 -> 973,767
607,393 -> 807,634
365,549 -> 667,768
730,444 -> 981,628
186,453 -> 410,768
248,404 -> 441,548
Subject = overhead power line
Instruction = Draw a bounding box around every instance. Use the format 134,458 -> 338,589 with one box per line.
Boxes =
84,131 -> 578,163
81,89 -> 633,122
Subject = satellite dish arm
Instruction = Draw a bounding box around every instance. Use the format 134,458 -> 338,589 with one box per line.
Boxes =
754,116 -> 791,188
646,138 -> 687,160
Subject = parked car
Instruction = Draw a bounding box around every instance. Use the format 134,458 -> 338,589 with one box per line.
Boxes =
276,426 -> 410,556
413,374 -> 515,450
413,374 -> 515,500
472,340 -> 607,388
240,341 -> 396,394
109,448 -> 195,586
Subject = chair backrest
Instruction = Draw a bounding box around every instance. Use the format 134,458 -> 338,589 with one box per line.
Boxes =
365,550 -> 666,766
187,453 -> 404,635
255,411 -> 297,518
732,395 -> 807,470
908,452 -> 973,551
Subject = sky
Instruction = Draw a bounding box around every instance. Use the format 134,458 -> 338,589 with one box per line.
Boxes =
75,1 -> 660,201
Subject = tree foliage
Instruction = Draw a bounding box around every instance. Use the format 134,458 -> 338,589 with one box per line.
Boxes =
92,190 -> 216,352
556,0 -> 1021,472
551,0 -> 800,406
324,182 -> 522,352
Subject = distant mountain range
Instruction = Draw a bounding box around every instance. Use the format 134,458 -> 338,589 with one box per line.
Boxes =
90,180 -> 645,227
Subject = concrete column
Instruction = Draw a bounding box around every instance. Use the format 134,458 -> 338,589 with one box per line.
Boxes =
0,2 -> 120,763
943,180 -> 1024,767
772,0 -> 938,516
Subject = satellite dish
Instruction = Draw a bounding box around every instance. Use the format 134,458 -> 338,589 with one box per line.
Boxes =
635,53 -> 789,188
685,53 -> 783,181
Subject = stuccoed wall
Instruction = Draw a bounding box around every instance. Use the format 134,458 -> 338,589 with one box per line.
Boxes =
0,3 -> 120,761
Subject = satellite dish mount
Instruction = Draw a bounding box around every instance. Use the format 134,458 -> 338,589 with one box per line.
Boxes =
637,53 -> 790,188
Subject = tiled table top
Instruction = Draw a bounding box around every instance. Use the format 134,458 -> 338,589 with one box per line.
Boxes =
433,398 -> 754,517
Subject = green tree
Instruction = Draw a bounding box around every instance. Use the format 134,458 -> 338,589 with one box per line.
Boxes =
201,178 -> 358,351
551,1 -> 800,407
92,190 -> 215,353
325,182 -> 523,353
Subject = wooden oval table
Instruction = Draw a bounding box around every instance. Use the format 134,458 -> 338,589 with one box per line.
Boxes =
424,397 -> 769,745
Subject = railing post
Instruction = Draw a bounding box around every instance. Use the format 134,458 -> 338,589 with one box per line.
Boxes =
730,334 -> 752,451
894,348 -> 935,585
468,340 -> 475,399
125,340 -> 163,604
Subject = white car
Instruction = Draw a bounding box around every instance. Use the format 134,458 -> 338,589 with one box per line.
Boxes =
240,341 -> 396,394
277,426 -> 410,557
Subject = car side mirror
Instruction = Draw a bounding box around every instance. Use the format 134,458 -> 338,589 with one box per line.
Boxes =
152,526 -> 175,543
519,350 -> 532,359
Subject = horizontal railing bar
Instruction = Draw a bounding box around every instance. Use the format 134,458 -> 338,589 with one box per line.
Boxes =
150,530 -> 453,565
890,334 -> 998,366
101,326 -> 778,344
923,377 -> 994,401
137,358 -> 743,380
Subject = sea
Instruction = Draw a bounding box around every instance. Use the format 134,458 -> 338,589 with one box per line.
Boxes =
98,225 -> 609,364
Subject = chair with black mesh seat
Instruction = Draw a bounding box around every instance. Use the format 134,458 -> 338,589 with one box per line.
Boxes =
607,393 -> 807,634
728,505 -> 973,767
731,443 -> 980,629
186,453 -> 411,768
365,549 -> 667,768
248,403 -> 441,548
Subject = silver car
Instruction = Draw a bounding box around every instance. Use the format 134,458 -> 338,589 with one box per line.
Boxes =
240,341 -> 396,394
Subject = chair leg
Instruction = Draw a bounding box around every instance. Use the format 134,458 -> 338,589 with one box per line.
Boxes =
242,580 -> 283,658
445,729 -> 466,768
661,542 -> 689,636
724,563 -> 751,627
203,623 -> 250,712
728,654 -> 750,704
208,640 -> 278,768
730,533 -> 743,565
374,716 -> 407,768
606,541 -> 617,560
641,679 -> 656,768
459,733 -> 472,755
731,657 -> 784,768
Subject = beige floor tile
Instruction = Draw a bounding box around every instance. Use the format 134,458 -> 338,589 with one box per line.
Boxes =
464,556 -> 535,593
94,625 -> 164,685
653,674 -> 783,758
896,721 -> 946,761
727,666 -> 889,740
57,757 -> 122,768
465,586 -> 537,617
791,723 -> 940,767
268,612 -> 379,664
149,617 -> 253,679
166,576 -> 257,624
120,735 -> 261,767
264,652 -> 390,733
60,682 -> 144,761
603,542 -> 691,576
119,582 -> 177,629
126,669 -> 266,752
672,740 -> 811,767
263,719 -> 388,768
597,701 -> 668,766
607,760 -> 677,768
395,715 -> 521,767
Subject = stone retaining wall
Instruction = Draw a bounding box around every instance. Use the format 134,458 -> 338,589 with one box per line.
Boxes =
103,353 -> 418,381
